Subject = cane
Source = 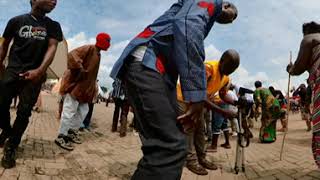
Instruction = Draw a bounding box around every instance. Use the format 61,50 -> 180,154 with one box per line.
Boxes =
280,51 -> 292,161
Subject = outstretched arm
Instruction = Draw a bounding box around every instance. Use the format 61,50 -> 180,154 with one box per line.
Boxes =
205,99 -> 237,118
0,38 -> 11,64
1,17 -> 16,75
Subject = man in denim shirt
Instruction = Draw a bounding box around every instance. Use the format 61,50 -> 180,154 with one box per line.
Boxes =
110,0 -> 237,179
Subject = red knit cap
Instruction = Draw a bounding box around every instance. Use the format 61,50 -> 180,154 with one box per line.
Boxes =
96,33 -> 111,51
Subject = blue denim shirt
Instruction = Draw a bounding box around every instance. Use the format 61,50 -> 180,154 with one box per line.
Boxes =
110,0 -> 223,102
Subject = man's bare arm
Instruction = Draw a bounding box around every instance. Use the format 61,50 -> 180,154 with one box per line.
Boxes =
205,99 -> 237,118
38,38 -> 59,74
0,38 -> 12,64
290,35 -> 313,75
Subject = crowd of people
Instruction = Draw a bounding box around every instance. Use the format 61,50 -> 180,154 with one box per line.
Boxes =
0,0 -> 319,179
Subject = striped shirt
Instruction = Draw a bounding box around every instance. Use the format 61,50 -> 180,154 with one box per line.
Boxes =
111,79 -> 126,100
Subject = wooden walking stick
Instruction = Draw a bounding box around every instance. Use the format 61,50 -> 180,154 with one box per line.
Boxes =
280,51 -> 292,161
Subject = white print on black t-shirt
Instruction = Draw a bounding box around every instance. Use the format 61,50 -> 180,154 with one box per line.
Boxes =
19,25 -> 47,40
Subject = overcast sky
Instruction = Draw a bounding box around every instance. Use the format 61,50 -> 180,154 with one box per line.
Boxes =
1,0 -> 318,91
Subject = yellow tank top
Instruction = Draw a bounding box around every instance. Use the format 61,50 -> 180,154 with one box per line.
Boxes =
176,60 -> 229,101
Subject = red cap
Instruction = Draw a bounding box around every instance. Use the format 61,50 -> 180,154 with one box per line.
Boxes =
96,33 -> 111,51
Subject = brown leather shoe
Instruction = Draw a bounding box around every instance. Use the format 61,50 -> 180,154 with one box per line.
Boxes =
186,163 -> 208,176
199,159 -> 218,170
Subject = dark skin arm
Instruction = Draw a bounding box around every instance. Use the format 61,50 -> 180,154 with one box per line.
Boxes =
176,101 -> 205,134
0,37 -> 12,73
20,38 -> 59,82
204,99 -> 237,118
288,35 -> 313,75
177,101 -> 205,125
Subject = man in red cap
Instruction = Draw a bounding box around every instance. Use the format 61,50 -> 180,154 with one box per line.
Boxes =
55,33 -> 110,151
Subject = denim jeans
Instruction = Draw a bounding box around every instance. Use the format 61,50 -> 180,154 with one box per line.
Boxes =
82,103 -> 94,128
212,104 -> 229,134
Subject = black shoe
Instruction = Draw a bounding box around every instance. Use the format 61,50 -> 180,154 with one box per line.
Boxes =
67,129 -> 82,144
186,163 -> 208,176
1,145 -> 16,169
55,135 -> 74,151
0,131 -> 10,147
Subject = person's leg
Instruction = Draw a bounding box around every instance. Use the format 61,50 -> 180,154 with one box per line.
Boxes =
71,102 -> 89,130
302,108 -> 312,131
306,117 -> 312,132
119,100 -> 130,137
204,109 -> 212,142
207,107 -> 225,152
249,103 -> 256,128
55,94 -> 79,150
7,81 -> 41,147
34,93 -> 42,113
58,94 -> 80,135
0,72 -> 19,147
260,111 -> 273,143
2,80 -> 41,169
111,99 -> 121,132
57,97 -> 64,120
278,118 -> 287,132
125,61 -> 187,180
67,102 -> 89,144
177,102 -> 208,176
229,105 -> 239,136
194,110 -> 218,171
231,118 -> 239,136
221,119 -> 231,149
260,114 -> 267,142
83,103 -> 94,128
248,117 -> 254,129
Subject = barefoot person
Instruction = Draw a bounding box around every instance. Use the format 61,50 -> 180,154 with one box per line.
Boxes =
287,21 -> 320,168
0,0 -> 62,168
110,0 -> 238,179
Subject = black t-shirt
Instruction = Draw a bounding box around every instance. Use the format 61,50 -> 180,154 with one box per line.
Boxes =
2,14 -> 62,73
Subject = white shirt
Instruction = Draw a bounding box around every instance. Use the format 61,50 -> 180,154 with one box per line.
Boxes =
131,46 -> 147,61
227,90 -> 238,101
